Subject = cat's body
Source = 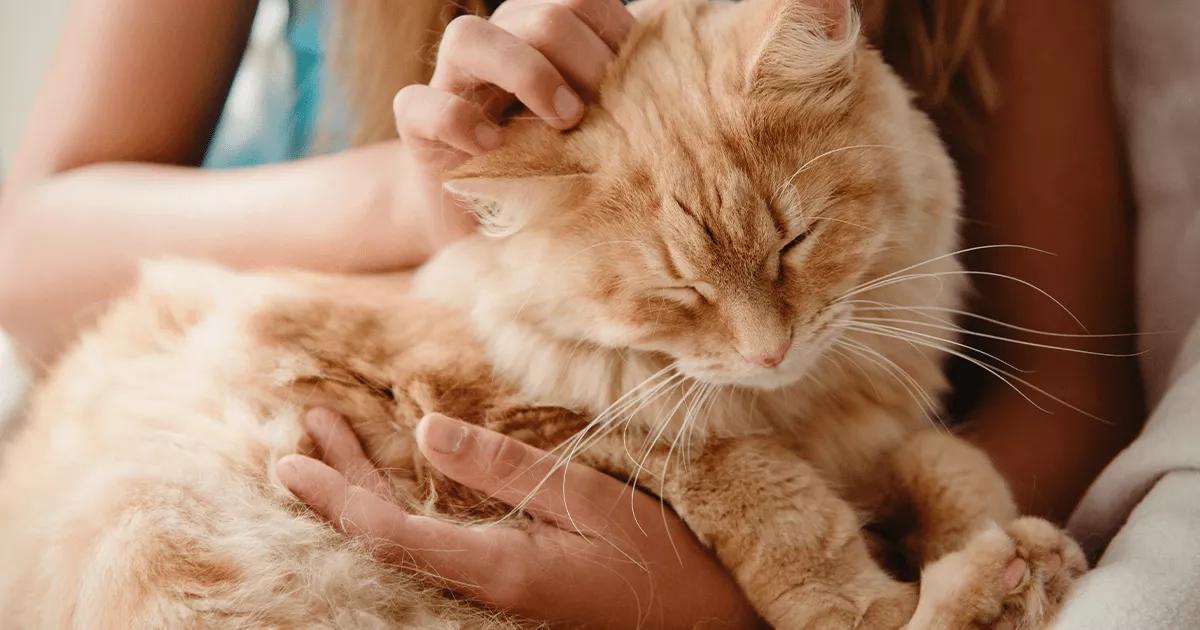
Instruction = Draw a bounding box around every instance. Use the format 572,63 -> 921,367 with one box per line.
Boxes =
0,1 -> 1084,628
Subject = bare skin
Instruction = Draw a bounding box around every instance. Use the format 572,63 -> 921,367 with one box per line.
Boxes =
0,0 -> 438,365
0,0 -> 1143,626
957,0 -> 1144,521
280,410 -> 762,629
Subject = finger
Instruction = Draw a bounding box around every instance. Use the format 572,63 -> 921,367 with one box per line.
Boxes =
415,414 -> 633,534
277,454 -> 541,591
493,0 -> 634,52
626,0 -> 669,20
301,409 -> 392,498
432,15 -> 584,129
494,3 -> 617,98
393,84 -> 503,155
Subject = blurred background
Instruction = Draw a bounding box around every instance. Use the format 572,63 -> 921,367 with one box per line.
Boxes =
0,1 -> 71,169
0,1 -> 69,431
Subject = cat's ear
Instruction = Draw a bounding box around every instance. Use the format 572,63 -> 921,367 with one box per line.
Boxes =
743,0 -> 859,92
444,174 -> 591,237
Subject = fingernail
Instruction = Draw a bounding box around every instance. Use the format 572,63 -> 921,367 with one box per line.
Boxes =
553,86 -> 583,125
421,414 -> 467,455
474,123 -> 502,150
276,455 -> 305,487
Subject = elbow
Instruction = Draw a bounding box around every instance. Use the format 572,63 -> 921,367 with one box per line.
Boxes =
0,203 -> 26,335
0,192 -> 46,358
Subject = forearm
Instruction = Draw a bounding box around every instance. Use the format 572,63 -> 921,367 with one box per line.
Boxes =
0,141 -> 428,364
956,0 -> 1145,521
965,364 -> 1143,522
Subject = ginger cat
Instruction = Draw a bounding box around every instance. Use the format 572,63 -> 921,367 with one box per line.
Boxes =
0,0 -> 1084,627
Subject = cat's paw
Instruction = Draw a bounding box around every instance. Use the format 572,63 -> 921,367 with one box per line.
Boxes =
909,518 -> 1086,630
992,517 -> 1086,628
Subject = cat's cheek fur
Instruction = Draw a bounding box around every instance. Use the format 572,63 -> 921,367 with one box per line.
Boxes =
0,0 -> 1083,628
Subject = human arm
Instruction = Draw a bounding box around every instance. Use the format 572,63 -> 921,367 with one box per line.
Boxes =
0,0 -> 441,365
958,0 -> 1145,521
279,410 -> 763,629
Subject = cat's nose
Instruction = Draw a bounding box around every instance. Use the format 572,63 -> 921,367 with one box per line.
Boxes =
740,334 -> 792,368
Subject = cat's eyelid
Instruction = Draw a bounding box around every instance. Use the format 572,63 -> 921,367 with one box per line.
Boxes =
780,228 -> 811,255
656,281 -> 715,302
780,218 -> 821,255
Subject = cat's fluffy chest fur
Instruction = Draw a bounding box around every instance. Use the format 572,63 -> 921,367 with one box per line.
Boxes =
413,234 -> 949,488
0,0 -> 1089,625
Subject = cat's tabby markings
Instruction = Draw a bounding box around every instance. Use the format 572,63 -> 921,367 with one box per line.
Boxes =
0,0 -> 1082,628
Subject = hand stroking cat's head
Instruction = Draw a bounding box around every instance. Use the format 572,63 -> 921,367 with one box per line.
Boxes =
440,0 -> 960,391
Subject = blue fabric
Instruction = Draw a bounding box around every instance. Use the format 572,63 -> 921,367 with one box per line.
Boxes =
204,0 -> 331,168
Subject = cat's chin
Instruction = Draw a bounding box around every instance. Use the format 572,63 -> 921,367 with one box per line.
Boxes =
678,363 -> 811,391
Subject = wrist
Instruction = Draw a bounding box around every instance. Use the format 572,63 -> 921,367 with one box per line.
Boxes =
332,142 -> 436,271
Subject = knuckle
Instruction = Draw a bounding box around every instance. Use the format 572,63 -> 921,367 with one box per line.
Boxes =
441,97 -> 477,127
529,3 -> 572,34
433,101 -> 477,144
392,85 -> 422,116
514,64 -> 558,101
483,435 -> 529,482
522,5 -> 573,50
556,0 -> 594,16
441,15 -> 483,50
483,561 -> 535,605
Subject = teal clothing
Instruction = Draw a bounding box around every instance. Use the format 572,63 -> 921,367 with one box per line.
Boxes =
204,0 -> 341,168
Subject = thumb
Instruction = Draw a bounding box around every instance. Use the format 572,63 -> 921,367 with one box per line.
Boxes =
416,414 -> 630,534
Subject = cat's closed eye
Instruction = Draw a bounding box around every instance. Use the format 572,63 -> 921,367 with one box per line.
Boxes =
780,230 -> 810,256
656,281 -> 715,304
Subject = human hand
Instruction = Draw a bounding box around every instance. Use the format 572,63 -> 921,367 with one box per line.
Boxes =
390,0 -> 635,251
277,409 -> 762,629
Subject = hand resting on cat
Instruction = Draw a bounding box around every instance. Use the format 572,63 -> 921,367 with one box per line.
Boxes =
0,1 -> 1087,628
280,408 -> 762,628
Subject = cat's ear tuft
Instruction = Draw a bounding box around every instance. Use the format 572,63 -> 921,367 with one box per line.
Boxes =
444,174 -> 591,237
744,0 -> 859,92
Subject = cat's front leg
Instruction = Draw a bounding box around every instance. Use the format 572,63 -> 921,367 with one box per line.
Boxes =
878,431 -> 1086,629
909,518 -> 1086,630
645,436 -> 917,630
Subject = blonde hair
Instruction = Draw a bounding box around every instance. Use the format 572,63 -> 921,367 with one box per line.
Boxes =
330,0 -> 1002,146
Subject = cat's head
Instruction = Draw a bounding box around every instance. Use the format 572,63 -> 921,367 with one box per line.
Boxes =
442,0 -> 960,391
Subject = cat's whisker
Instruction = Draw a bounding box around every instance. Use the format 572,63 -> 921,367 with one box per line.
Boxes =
500,365 -> 683,523
843,300 -> 1149,340
839,269 -> 1087,332
827,346 -> 882,399
838,336 -> 940,414
774,181 -> 878,233
775,143 -> 943,199
682,383 -> 719,468
852,315 -> 1143,359
806,214 -> 877,233
626,381 -> 702,535
836,243 -> 1056,300
835,337 -> 942,428
840,319 -> 1031,374
657,382 -> 713,564
664,382 -> 713,482
842,322 -> 1052,416
631,380 -> 698,490
842,322 -> 1112,424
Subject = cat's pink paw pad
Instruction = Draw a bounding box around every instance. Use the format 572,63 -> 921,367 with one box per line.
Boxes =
990,517 -> 1087,628
914,519 -> 1086,630
1004,517 -> 1087,600
1002,557 -> 1027,593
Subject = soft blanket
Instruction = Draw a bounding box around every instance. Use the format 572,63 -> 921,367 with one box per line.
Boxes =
1055,2 -> 1200,627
